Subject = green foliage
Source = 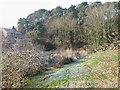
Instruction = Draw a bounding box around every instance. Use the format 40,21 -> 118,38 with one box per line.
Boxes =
12,26 -> 16,30
17,1 -> 119,51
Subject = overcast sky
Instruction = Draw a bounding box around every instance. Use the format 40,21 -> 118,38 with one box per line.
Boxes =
0,0 -> 118,28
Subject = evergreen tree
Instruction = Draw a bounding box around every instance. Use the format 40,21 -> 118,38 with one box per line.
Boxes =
12,26 -> 16,30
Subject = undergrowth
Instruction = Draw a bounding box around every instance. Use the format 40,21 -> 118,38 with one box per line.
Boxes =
2,50 -> 50,88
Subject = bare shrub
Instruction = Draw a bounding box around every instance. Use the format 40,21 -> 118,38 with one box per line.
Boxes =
2,50 -> 49,88
60,49 -> 88,60
54,56 -> 74,68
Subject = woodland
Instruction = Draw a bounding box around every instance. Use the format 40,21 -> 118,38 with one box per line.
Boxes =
17,1 -> 119,52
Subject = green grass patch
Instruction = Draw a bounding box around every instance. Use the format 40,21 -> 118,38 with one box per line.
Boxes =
42,79 -> 70,88
88,50 -> 118,67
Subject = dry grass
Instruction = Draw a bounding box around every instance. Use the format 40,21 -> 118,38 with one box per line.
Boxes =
73,49 -> 118,88
84,60 -> 118,88
60,49 -> 88,59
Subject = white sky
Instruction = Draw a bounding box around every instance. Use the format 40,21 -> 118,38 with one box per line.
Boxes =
0,0 -> 118,28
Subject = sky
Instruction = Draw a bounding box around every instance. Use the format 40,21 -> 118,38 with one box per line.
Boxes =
0,0 -> 118,28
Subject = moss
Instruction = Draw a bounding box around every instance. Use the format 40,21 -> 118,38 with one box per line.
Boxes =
42,79 -> 70,88
62,64 -> 74,69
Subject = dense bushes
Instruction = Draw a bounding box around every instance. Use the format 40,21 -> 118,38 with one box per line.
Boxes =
2,50 -> 43,88
2,50 -> 57,88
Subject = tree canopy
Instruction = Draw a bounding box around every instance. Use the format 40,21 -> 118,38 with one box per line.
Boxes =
17,1 -> 119,51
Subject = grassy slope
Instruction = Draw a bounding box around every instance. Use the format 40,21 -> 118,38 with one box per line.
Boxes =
23,49 -> 118,88
82,49 -> 118,88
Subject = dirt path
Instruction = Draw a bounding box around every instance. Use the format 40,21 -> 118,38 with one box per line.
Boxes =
22,58 -> 90,88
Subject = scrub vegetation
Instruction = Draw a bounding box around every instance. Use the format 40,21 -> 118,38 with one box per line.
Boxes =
1,1 -> 119,88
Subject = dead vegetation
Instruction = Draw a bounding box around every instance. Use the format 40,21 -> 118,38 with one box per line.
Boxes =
2,49 -> 84,88
54,56 -> 74,68
2,37 -> 87,88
